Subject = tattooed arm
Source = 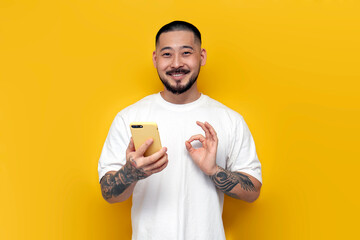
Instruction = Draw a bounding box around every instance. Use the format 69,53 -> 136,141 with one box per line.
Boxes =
211,166 -> 261,202
186,121 -> 261,202
100,161 -> 146,203
100,138 -> 168,203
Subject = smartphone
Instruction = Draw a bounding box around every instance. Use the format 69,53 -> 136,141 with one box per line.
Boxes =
130,122 -> 162,157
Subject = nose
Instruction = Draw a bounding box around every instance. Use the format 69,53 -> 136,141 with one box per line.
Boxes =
171,53 -> 184,68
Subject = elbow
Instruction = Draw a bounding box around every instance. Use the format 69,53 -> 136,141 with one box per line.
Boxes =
101,192 -> 123,204
101,192 -> 115,204
245,186 -> 261,203
246,193 -> 260,203
247,180 -> 262,203
101,191 -> 130,204
102,195 -> 116,204
100,188 -> 119,204
105,198 -> 118,204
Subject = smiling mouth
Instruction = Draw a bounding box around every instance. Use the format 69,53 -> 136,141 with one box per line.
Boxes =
166,69 -> 190,77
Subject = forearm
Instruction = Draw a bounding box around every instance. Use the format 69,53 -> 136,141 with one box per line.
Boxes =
211,166 -> 261,202
100,161 -> 145,203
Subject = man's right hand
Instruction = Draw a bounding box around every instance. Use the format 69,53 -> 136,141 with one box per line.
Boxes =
100,138 -> 168,203
125,138 -> 168,180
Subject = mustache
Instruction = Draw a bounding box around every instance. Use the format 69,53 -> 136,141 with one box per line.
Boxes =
166,68 -> 190,75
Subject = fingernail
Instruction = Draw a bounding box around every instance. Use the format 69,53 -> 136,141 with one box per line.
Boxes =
146,138 -> 153,144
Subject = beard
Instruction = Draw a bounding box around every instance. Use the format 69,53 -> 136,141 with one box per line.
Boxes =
158,68 -> 200,95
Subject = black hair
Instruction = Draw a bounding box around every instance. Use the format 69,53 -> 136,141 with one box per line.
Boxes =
155,21 -> 201,46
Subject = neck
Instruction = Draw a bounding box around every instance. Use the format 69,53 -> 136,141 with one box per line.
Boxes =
160,84 -> 201,104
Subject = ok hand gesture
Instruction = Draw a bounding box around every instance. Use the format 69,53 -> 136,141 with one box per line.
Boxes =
185,121 -> 219,176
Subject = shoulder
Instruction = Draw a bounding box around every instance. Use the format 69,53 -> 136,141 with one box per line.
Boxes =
203,95 -> 244,123
116,94 -> 158,117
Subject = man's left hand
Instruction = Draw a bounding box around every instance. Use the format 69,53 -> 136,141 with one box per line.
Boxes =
185,121 -> 219,175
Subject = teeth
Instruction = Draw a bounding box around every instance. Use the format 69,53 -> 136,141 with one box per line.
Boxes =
173,74 -> 183,77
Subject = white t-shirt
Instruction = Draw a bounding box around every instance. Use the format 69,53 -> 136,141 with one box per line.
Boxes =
98,93 -> 262,240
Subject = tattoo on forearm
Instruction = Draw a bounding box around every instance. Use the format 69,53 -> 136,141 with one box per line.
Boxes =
100,160 -> 147,200
211,166 -> 256,196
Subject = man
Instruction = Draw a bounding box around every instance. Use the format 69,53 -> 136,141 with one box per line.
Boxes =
98,21 -> 262,240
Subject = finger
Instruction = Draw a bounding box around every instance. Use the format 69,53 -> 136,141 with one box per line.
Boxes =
135,138 -> 154,157
185,140 -> 194,153
143,153 -> 168,172
204,122 -> 218,142
149,159 -> 168,174
126,138 -> 136,155
142,147 -> 168,166
196,121 -> 211,139
187,134 -> 206,144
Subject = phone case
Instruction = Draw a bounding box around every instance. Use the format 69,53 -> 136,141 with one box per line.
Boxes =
130,122 -> 162,157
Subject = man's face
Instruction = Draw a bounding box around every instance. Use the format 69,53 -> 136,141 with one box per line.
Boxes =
153,30 -> 206,95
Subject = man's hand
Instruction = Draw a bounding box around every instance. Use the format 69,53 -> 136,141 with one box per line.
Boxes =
185,121 -> 218,175
100,138 -> 168,203
126,137 -> 168,180
184,121 -> 261,202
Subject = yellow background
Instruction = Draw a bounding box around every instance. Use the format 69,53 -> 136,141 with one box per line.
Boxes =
1,0 -> 359,239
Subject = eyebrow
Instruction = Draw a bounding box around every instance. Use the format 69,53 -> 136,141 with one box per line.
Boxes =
160,45 -> 194,52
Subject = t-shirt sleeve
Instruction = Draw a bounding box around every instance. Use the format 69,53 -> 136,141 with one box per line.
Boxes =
97,113 -> 130,182
226,115 -> 262,184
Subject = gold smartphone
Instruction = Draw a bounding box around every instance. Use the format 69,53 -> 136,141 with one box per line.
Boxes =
130,122 -> 162,157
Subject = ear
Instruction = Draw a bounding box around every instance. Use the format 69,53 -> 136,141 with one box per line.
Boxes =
200,48 -> 207,66
152,51 -> 157,68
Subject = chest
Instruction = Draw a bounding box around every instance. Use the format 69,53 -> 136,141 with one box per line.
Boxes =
131,109 -> 231,167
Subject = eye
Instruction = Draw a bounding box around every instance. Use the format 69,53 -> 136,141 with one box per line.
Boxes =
162,52 -> 171,57
183,51 -> 192,55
